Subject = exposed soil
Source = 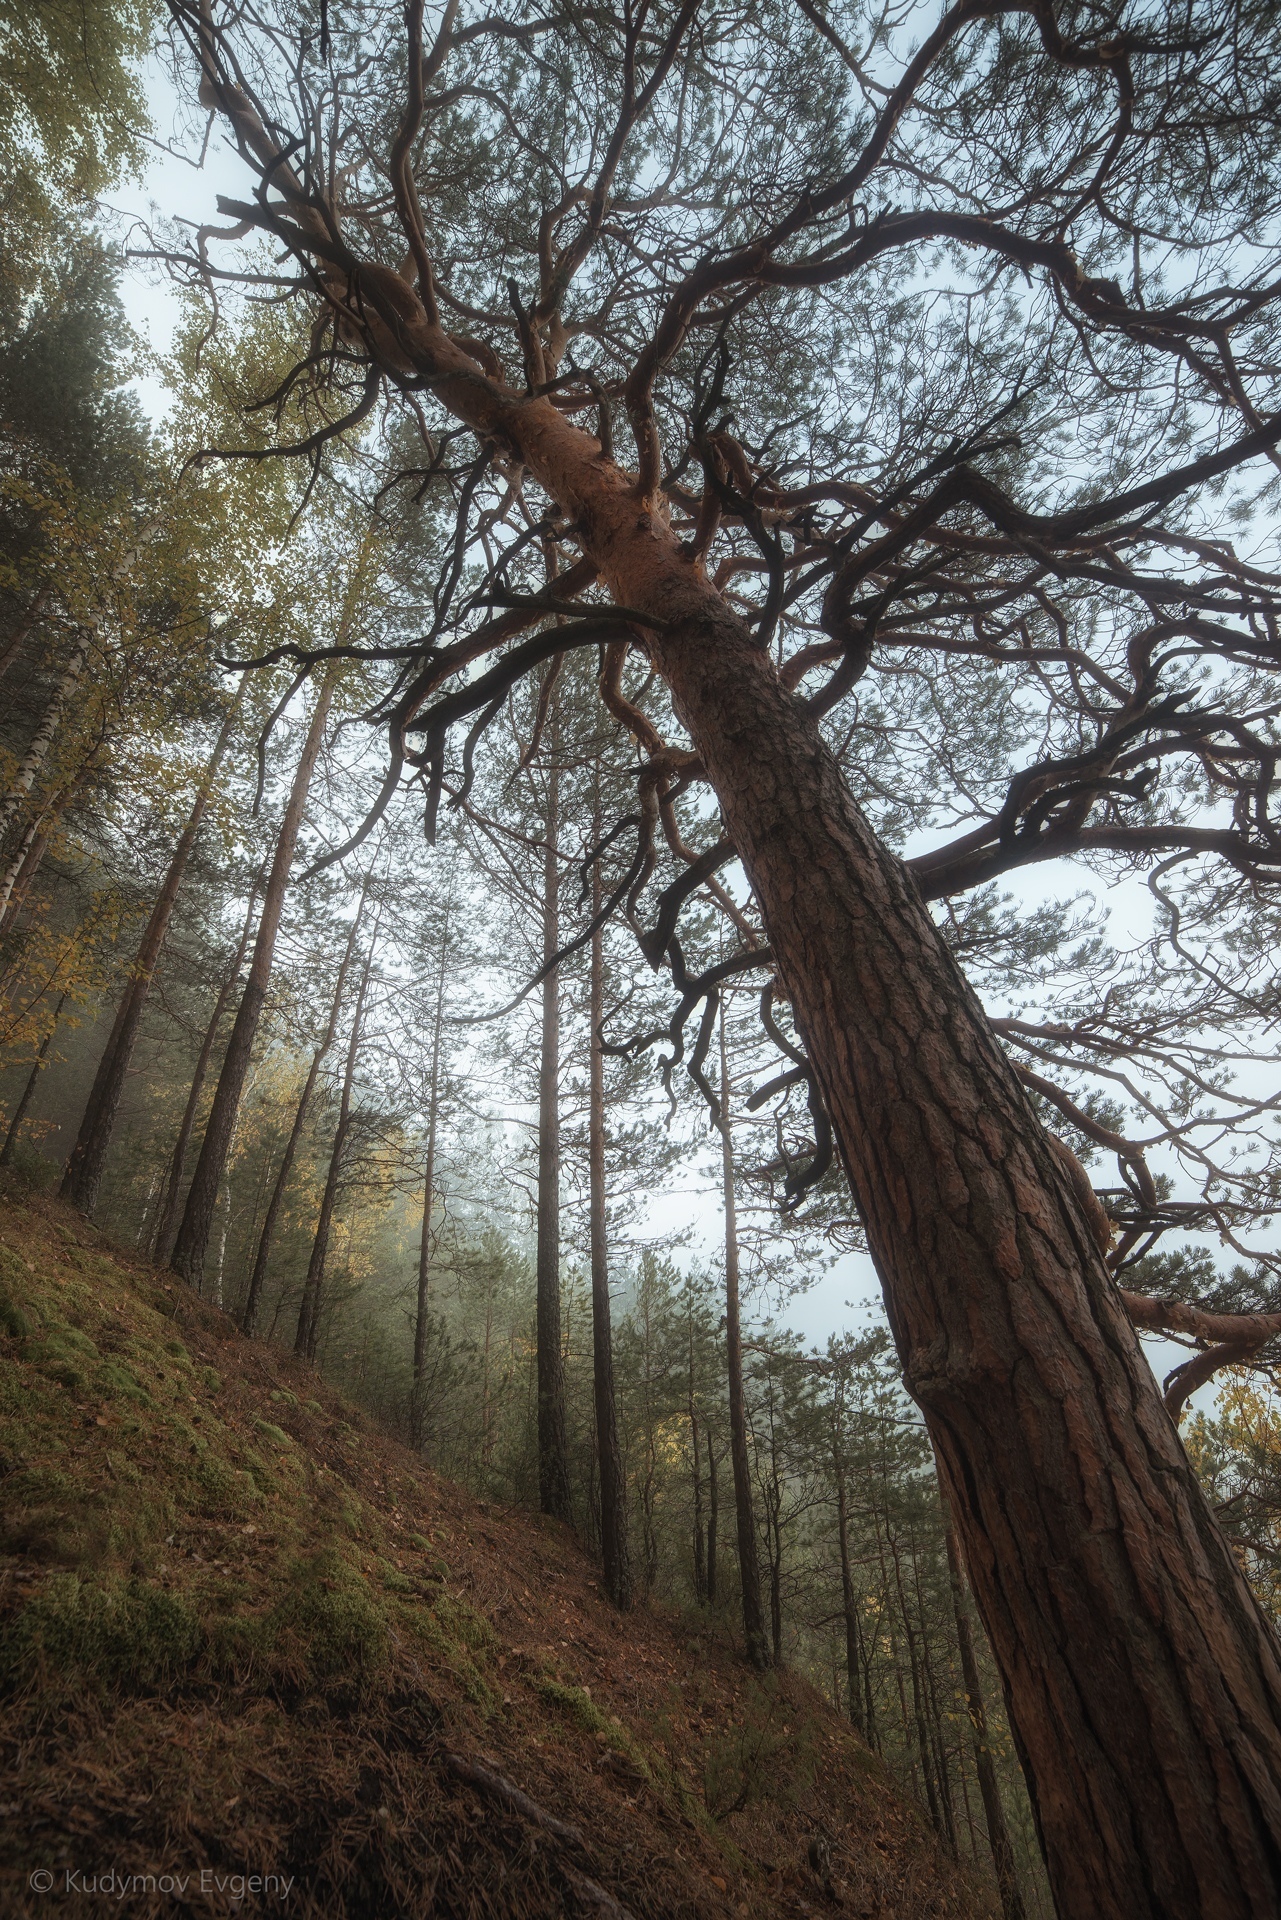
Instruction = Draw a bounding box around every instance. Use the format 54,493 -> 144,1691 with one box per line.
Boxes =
0,1191 -> 994,1919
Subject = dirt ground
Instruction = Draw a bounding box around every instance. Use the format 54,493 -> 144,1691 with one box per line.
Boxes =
0,1192 -> 994,1919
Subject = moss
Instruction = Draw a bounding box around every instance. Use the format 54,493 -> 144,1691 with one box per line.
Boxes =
253,1420 -> 292,1448
191,1453 -> 261,1519
0,1291 -> 32,1340
534,1675 -> 612,1736
0,1574 -> 202,1695
98,1361 -> 151,1405
270,1389 -> 298,1407
269,1551 -> 390,1687
199,1367 -> 222,1393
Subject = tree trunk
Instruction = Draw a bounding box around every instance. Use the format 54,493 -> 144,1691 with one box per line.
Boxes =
62,689 -> 244,1215
535,703 -> 571,1520
0,993 -> 66,1166
294,909 -> 378,1363
240,866 -> 372,1336
0,585 -> 49,684
607,543 -> 1281,1915
411,886 -> 451,1446
690,1377 -> 707,1604
0,633 -> 86,866
589,797 -> 630,1606
171,667 -> 336,1289
832,1387 -> 868,1742
706,1429 -> 719,1607
944,1509 -> 1028,1920
0,823 -> 48,942
719,1011 -> 768,1670
179,228 -> 1281,1906
151,878 -> 260,1266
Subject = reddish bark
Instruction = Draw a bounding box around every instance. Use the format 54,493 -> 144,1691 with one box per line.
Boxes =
171,669 -> 335,1290
163,71 -> 1281,1899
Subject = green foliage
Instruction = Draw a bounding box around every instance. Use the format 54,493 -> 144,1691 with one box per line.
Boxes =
1187,1376 -> 1281,1621
0,1572 -> 201,1694
0,0 -> 155,288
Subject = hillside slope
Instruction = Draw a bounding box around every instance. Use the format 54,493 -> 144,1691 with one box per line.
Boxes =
0,1193 -> 994,1918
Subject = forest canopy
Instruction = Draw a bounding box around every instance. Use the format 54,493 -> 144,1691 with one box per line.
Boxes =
3,2 -> 1281,1915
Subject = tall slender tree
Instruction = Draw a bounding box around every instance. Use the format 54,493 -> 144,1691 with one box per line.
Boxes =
239,863 -> 374,1336
943,1506 -> 1026,1920
151,875 -> 260,1265
535,685 -> 571,1520
588,779 -> 630,1606
719,1008 -> 768,1670
61,684 -> 245,1214
411,862 -> 455,1446
294,902 -> 381,1363
170,663 -> 336,1288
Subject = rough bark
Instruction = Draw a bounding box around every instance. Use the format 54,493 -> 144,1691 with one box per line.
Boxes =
294,911 -> 378,1363
632,576 -> 1281,1915
171,668 -> 336,1290
62,691 -> 243,1216
719,1014 -> 768,1671
536,709 -> 571,1520
152,138 -> 1281,1902
944,1510 -> 1027,1920
589,824 -> 631,1607
151,880 -> 260,1266
240,869 -> 371,1336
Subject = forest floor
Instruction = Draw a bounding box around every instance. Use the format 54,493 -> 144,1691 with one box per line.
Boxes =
0,1190 -> 994,1919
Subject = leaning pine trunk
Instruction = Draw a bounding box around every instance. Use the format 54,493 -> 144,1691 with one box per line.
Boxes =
193,244 -> 1281,1911
619,551 -> 1281,1916
62,688 -> 244,1215
170,666 -> 336,1289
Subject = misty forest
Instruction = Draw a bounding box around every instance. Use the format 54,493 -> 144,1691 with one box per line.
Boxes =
3,2 -> 1281,1916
